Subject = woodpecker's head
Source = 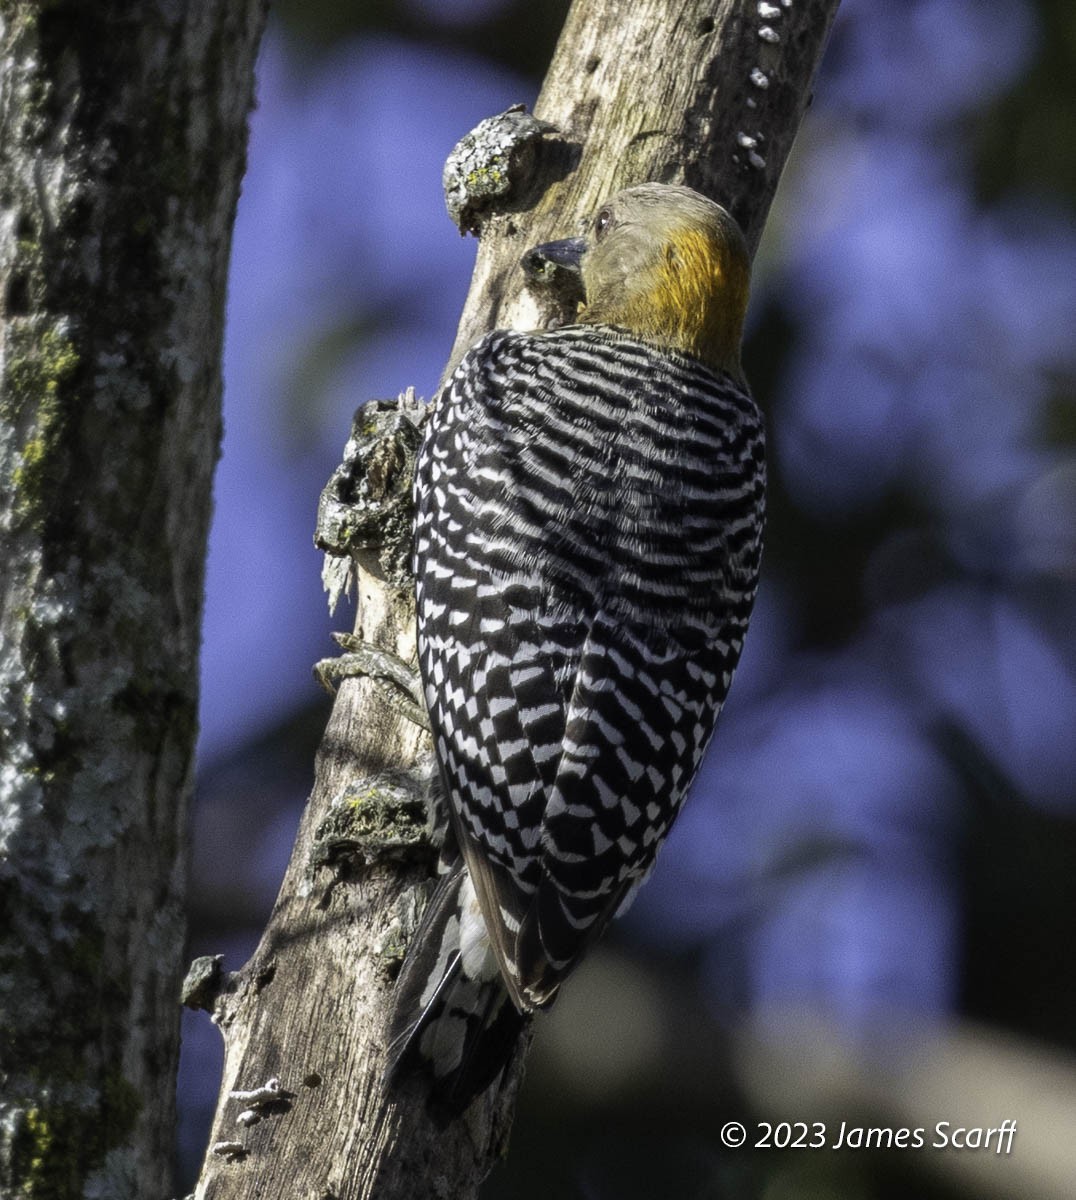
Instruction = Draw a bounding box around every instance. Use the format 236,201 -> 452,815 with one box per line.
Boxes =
524,183 -> 750,381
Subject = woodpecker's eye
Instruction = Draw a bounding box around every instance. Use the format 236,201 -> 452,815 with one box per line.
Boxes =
594,208 -> 613,240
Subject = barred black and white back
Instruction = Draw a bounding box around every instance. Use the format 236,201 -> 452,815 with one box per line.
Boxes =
387,320 -> 764,1112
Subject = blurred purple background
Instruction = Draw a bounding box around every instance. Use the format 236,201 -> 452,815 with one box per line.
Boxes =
178,0 -> 1076,1192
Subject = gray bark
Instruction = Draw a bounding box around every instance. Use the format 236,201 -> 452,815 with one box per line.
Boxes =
192,1 -> 840,1197
0,2 -> 267,1196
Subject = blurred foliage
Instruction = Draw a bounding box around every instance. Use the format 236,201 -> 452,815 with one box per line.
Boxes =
974,0 -> 1076,203
745,300 -> 942,647
944,721 -> 1076,1047
272,0 -> 571,79
281,307 -> 404,453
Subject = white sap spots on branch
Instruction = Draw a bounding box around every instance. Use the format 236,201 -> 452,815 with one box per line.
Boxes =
759,26 -> 780,43
749,151 -> 767,170
737,132 -> 758,149
750,68 -> 770,89
746,98 -> 758,109
758,1 -> 782,17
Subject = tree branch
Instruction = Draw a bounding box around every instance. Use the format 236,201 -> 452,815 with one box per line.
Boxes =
0,2 -> 267,1195
191,1 -> 839,1197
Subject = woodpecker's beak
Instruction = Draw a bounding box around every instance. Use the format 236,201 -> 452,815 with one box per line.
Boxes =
520,237 -> 587,284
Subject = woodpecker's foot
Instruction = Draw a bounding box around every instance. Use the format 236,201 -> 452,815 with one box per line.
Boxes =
443,105 -> 557,237
314,636 -> 429,729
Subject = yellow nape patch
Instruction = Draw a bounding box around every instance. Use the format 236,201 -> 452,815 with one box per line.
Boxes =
654,225 -> 749,374
601,224 -> 749,378
575,186 -> 753,380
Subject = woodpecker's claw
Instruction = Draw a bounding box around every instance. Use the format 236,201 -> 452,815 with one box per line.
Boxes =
314,637 -> 429,730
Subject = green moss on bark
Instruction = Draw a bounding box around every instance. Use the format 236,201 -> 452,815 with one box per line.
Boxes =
5,322 -> 79,531
9,1074 -> 140,1200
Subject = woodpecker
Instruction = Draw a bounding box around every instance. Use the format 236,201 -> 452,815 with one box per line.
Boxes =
388,183 -> 765,1116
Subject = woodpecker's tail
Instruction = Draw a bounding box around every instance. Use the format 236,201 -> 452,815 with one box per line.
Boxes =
385,863 -> 528,1121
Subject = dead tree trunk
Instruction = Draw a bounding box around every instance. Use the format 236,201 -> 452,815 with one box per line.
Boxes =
191,1 -> 840,1197
0,2 -> 266,1196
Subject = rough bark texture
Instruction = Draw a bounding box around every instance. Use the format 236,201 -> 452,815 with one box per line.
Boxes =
192,1 -> 839,1197
0,2 -> 267,1196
